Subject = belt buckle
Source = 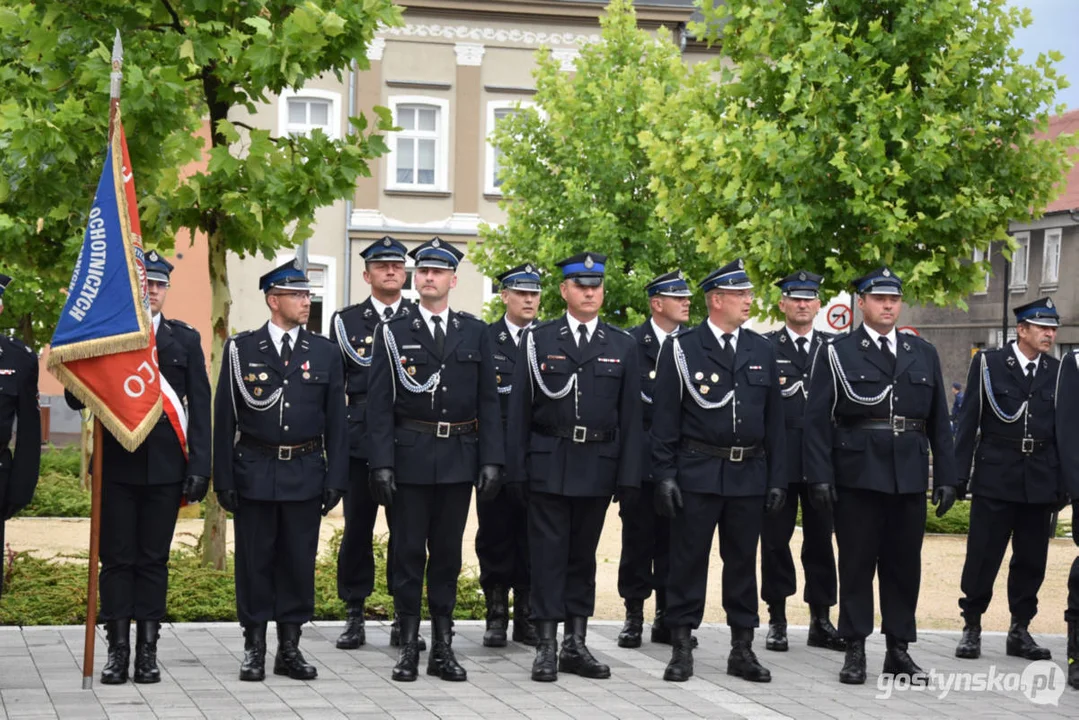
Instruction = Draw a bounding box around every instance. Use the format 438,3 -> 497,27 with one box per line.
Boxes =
573,425 -> 588,443
892,415 -> 907,434
729,446 -> 744,463
1021,437 -> 1035,454
278,446 -> 292,461
437,421 -> 451,438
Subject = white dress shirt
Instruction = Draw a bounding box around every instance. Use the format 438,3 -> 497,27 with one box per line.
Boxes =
862,324 -> 898,355
786,326 -> 814,348
267,321 -> 300,358
650,318 -> 674,348
370,296 -> 402,320
1012,341 -> 1040,377
567,314 -> 599,346
418,304 -> 450,339
504,317 -> 530,346
707,321 -> 740,351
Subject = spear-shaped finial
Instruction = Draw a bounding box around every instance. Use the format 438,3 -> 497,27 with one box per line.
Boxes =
110,29 -> 123,100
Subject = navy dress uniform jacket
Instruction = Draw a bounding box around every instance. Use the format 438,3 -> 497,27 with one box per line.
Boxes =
764,329 -> 833,485
1057,351 -> 1079,498
67,318 -> 212,485
213,324 -> 348,501
650,323 -> 786,496
0,335 -> 40,521
630,321 -> 665,483
367,306 -> 504,483
803,325 -> 956,493
329,298 -> 412,459
488,316 -> 519,421
506,317 -> 642,497
955,345 -> 1063,504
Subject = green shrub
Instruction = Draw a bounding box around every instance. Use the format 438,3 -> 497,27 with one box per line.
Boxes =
40,445 -> 82,477
1,530 -> 485,625
15,472 -> 91,518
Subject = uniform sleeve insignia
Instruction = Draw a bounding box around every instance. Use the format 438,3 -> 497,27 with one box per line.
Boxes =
860,339 -> 870,348
1006,356 -> 1016,367
363,308 -> 373,318
903,342 -> 911,352
779,333 -> 787,343
498,331 -> 508,343
644,334 -> 653,344
451,316 -> 461,330
411,318 -> 422,331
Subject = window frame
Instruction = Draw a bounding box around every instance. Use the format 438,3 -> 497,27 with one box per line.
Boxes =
386,95 -> 450,192
277,88 -> 341,141
1042,228 -> 1061,287
484,100 -> 537,196
1009,231 -> 1029,290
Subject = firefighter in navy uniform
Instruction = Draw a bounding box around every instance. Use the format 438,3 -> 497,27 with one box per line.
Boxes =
213,260 -> 348,682
803,267 -> 957,685
760,270 -> 843,653
366,238 -> 504,683
954,298 -> 1065,661
477,263 -> 541,648
652,259 -> 787,685
65,253 -> 211,685
329,236 -> 414,651
1056,347 -> 1079,690
0,274 -> 42,601
506,252 -> 642,683
617,270 -> 691,650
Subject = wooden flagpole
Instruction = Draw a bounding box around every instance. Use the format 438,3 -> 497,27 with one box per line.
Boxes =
82,29 -> 124,691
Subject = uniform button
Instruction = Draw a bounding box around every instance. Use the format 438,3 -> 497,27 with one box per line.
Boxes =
734,382 -> 739,388
285,402 -> 290,408
442,409 -> 448,415
442,386 -> 447,392
577,368 -> 583,374
284,379 -> 289,386
441,364 -> 446,369
284,425 -> 290,431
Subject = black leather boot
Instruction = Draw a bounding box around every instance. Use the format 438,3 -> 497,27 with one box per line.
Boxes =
100,619 -> 131,685
663,626 -> 694,682
807,604 -> 845,651
133,620 -> 161,684
1068,620 -> 1079,690
727,627 -> 770,683
765,603 -> 788,652
512,588 -> 539,646
558,616 -> 610,679
618,598 -> 645,648
390,611 -> 426,651
531,620 -> 559,682
336,602 -> 366,649
427,616 -> 468,681
273,623 -> 317,680
839,637 -> 866,685
1006,616 -> 1051,660
239,623 -> 267,682
483,586 -> 509,648
392,615 -> 421,682
955,613 -> 981,659
882,636 -> 925,684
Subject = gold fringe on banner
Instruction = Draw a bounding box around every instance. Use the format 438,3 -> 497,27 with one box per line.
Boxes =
50,362 -> 163,453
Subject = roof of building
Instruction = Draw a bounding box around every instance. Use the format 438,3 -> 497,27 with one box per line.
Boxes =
1038,108 -> 1079,213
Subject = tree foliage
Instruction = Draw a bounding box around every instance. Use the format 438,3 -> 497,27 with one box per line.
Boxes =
474,0 -> 710,327
640,0 -> 1074,312
0,0 -> 400,567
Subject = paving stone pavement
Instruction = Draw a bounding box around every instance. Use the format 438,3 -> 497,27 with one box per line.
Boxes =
0,621 -> 1074,719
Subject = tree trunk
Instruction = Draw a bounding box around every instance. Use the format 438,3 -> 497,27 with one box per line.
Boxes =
199,229 -> 232,570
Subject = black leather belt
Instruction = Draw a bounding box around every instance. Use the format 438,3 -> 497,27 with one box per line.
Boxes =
680,438 -> 764,462
532,423 -> 616,443
397,416 -> 478,438
840,417 -> 926,433
348,394 -> 367,408
983,433 -> 1053,455
239,434 -> 323,461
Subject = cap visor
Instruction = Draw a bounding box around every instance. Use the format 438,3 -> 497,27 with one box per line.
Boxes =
658,289 -> 693,297
570,276 -> 604,287
1023,318 -> 1060,327
784,290 -> 818,299
146,272 -> 170,284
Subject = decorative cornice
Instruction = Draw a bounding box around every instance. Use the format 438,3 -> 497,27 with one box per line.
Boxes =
380,23 -> 600,47
549,48 -> 579,72
366,37 -> 386,61
350,208 -> 487,236
454,42 -> 486,66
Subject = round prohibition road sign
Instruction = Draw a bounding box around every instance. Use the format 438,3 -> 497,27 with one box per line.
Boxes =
826,303 -> 852,331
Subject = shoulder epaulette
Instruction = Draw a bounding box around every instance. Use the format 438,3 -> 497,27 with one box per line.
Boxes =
167,318 -> 196,331
528,319 -> 558,332
0,334 -> 36,358
603,323 -> 633,337
670,325 -> 697,339
228,330 -> 255,342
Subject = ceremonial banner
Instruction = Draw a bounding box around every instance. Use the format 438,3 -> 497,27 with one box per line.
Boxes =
47,114 -> 186,453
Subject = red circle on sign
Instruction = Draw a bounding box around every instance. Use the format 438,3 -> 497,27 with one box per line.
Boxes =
826,304 -> 851,331
898,326 -> 920,336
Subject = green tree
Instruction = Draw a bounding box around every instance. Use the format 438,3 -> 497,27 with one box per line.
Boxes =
0,0 -> 401,568
641,0 -> 1073,311
474,0 -> 709,327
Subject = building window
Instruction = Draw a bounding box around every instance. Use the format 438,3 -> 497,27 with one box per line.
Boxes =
1009,231 -> 1029,290
485,101 -> 537,195
277,88 -> 341,140
972,246 -> 989,294
387,96 -> 450,191
1042,228 -> 1061,286
482,276 -> 500,310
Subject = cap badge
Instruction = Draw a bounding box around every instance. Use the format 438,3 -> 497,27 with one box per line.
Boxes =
526,264 -> 534,274
148,250 -> 159,261
737,259 -> 744,269
798,271 -> 806,281
383,238 -> 392,246
1047,298 -> 1054,308
584,255 -> 594,269
883,268 -> 891,277
432,238 -> 441,248
677,270 -> 684,280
